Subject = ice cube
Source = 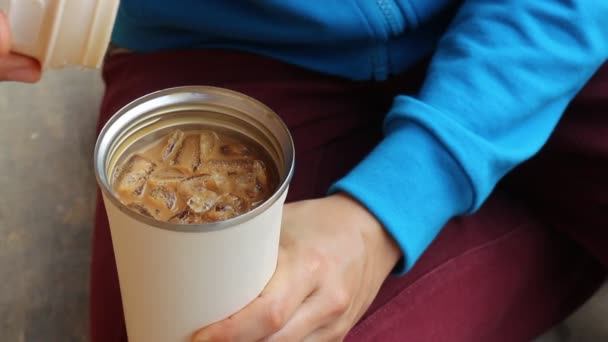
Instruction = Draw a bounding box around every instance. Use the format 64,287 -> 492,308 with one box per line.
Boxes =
199,131 -> 219,162
147,187 -> 178,210
148,167 -> 187,188
114,155 -> 155,198
253,160 -> 270,190
162,130 -> 185,163
169,210 -> 202,224
199,159 -> 255,176
233,172 -> 255,191
186,189 -> 219,213
179,173 -> 228,198
220,142 -> 252,157
204,194 -> 249,222
175,134 -> 201,173
206,172 -> 230,193
198,159 -> 271,201
127,203 -> 153,218
178,175 -> 212,198
232,172 -> 264,202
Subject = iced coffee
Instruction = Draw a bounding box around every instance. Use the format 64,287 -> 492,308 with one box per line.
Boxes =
112,128 -> 278,223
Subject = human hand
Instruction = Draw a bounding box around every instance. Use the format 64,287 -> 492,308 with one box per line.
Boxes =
0,11 -> 41,82
193,193 -> 401,342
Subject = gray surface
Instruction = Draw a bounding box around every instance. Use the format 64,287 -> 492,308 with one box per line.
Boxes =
0,69 -> 103,341
0,68 -> 606,341
535,282 -> 608,342
555,282 -> 608,342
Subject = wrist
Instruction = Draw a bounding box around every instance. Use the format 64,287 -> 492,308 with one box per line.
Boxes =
326,193 -> 402,273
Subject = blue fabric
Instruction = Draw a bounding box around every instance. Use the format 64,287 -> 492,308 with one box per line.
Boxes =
113,0 -> 608,273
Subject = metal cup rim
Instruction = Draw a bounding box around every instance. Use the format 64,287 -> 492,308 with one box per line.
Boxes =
94,86 -> 295,233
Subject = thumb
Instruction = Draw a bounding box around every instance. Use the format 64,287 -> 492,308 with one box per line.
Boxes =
0,10 -> 42,83
0,10 -> 12,56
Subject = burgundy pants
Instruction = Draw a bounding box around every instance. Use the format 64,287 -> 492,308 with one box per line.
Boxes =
91,50 -> 608,342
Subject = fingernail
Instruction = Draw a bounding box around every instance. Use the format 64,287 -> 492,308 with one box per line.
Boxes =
6,68 -> 40,82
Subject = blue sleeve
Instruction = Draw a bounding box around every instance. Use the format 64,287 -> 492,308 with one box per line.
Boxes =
330,0 -> 608,274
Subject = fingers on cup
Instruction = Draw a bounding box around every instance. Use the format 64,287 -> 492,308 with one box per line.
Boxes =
0,11 -> 42,82
192,295 -> 294,342
267,285 -> 351,342
0,54 -> 41,82
193,251 -> 321,341
0,10 -> 11,55
302,322 -> 351,342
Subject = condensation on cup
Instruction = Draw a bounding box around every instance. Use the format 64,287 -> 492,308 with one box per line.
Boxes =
94,87 -> 295,342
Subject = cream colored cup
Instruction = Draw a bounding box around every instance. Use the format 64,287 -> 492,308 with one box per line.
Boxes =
95,87 -> 295,342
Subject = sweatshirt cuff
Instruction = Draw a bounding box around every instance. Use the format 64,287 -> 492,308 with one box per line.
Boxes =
329,98 -> 473,274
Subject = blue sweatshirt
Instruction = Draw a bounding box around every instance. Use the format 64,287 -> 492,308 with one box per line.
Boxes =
113,1 -> 608,273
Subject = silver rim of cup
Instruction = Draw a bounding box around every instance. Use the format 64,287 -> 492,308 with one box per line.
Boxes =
94,86 -> 295,233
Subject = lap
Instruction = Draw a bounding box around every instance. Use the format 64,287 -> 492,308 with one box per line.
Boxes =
90,50 -> 606,342
504,64 -> 608,266
348,193 -> 603,342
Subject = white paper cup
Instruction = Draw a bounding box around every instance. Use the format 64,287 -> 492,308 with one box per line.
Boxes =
94,87 -> 295,342
4,0 -> 119,68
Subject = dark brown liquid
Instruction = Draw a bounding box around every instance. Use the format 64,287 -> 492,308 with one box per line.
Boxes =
112,128 -> 278,223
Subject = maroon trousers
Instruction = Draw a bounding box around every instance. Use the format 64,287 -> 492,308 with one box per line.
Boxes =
91,50 -> 608,342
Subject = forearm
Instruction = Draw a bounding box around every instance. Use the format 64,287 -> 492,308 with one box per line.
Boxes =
332,0 -> 608,273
